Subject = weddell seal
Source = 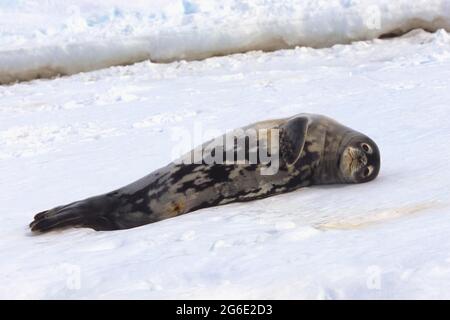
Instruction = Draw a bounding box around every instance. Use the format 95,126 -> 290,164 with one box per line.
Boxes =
29,113 -> 380,233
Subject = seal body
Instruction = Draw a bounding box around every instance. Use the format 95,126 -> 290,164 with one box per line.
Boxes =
30,114 -> 380,232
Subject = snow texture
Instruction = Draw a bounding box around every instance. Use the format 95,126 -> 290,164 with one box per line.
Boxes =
1,1 -> 450,299
1,0 -> 450,84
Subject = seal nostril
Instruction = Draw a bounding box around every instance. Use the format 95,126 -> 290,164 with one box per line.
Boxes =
357,154 -> 368,165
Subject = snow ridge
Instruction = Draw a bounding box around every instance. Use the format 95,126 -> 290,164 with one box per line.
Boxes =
1,0 -> 450,84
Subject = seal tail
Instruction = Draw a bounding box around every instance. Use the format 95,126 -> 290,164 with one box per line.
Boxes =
29,195 -> 120,233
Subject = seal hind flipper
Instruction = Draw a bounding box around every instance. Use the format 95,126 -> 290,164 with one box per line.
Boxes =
30,213 -> 84,233
30,196 -> 120,232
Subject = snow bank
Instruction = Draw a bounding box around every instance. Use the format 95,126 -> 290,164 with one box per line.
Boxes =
1,0 -> 450,84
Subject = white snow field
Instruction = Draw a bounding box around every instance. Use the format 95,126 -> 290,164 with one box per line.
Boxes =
1,0 -> 450,84
1,3 -> 450,300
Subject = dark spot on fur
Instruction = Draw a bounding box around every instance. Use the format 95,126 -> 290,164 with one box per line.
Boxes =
208,165 -> 234,182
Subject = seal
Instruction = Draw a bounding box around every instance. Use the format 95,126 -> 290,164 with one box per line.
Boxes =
29,113 -> 380,233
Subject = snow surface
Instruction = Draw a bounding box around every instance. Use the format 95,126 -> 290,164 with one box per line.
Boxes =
2,0 -> 450,84
1,2 -> 450,300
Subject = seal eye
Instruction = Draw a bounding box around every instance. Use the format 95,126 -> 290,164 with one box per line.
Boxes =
361,143 -> 372,154
362,166 -> 372,178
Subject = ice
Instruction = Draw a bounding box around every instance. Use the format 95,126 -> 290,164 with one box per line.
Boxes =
2,0 -> 450,83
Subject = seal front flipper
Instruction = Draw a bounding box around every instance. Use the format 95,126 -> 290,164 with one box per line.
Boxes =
279,116 -> 310,166
30,194 -> 124,233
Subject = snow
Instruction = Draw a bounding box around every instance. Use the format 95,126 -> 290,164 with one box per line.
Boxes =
2,0 -> 450,84
1,2 -> 450,300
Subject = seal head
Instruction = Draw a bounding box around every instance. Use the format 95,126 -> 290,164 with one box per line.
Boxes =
337,133 -> 380,183
306,115 -> 380,185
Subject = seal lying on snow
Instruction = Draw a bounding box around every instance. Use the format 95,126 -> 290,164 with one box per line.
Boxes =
30,113 -> 380,233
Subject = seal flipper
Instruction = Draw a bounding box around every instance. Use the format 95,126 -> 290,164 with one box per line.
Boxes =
279,116 -> 310,166
30,194 -> 121,233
